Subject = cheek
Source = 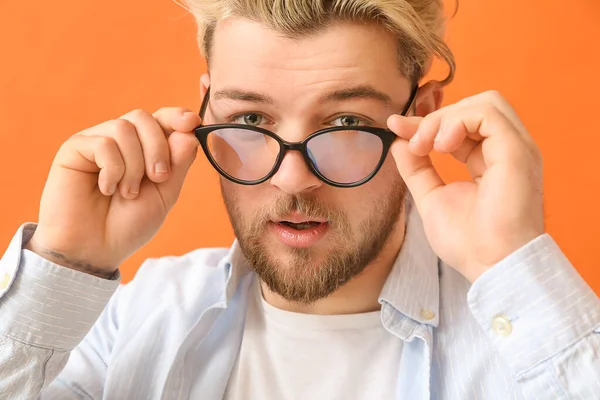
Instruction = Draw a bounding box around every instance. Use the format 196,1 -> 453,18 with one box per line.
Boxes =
220,179 -> 269,220
220,179 -> 247,217
363,154 -> 405,194
379,153 -> 402,178
325,188 -> 383,230
339,159 -> 405,224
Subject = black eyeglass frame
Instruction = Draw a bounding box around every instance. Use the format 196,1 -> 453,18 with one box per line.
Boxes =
194,84 -> 418,188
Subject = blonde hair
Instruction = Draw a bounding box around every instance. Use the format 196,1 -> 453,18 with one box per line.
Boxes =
180,0 -> 456,85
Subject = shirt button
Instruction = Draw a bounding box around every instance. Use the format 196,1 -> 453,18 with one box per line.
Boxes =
0,273 -> 11,290
420,309 -> 436,321
491,315 -> 513,336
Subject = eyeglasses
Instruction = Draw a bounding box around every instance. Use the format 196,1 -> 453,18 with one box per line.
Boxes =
194,85 -> 418,188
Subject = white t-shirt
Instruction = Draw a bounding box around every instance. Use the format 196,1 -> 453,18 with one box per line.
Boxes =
224,280 -> 403,400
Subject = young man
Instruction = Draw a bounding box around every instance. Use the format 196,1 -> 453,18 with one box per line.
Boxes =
1,0 -> 599,399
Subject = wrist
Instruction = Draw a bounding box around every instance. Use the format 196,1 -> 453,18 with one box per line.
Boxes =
467,231 -> 546,284
24,237 -> 117,280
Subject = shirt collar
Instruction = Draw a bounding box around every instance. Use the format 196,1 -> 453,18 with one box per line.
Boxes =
222,240 -> 252,303
378,194 -> 440,327
223,194 -> 440,327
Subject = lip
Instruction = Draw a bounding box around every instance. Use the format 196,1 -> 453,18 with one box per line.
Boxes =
268,221 -> 329,248
273,212 -> 328,224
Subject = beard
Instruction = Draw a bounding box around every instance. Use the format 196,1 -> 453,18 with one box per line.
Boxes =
221,181 -> 406,304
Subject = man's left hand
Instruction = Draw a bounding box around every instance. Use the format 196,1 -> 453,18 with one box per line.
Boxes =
387,90 -> 545,283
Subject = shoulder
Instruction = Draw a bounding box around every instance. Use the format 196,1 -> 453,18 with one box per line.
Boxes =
136,247 -> 232,284
118,247 -> 235,315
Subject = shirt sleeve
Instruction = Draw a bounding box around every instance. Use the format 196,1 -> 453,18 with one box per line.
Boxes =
0,223 -> 121,400
467,233 -> 600,399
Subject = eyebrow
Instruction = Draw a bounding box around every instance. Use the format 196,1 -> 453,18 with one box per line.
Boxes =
211,85 -> 392,107
212,88 -> 275,104
319,85 -> 392,105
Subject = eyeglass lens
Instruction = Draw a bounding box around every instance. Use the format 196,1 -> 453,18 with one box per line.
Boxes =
206,127 -> 384,184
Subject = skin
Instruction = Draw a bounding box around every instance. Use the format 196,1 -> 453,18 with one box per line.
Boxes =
202,19 -> 435,314
25,18 -> 544,316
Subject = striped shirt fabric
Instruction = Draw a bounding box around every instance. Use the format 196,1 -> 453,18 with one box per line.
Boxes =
0,196 -> 599,399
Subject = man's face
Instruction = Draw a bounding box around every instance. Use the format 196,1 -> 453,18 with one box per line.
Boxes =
204,18 -> 415,303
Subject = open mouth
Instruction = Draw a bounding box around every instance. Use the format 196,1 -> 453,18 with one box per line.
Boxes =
270,215 -> 330,247
278,221 -> 323,230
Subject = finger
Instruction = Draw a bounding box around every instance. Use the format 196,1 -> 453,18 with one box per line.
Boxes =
120,109 -> 172,184
434,134 -> 486,184
388,113 -> 477,163
434,114 -> 482,155
433,116 -> 486,172
79,119 -> 145,199
156,131 -> 199,210
386,115 -> 422,141
60,135 -> 125,196
152,107 -> 202,135
447,137 -> 479,163
411,116 -> 486,183
434,103 -> 527,167
389,112 -> 449,158
455,90 -> 529,138
464,144 -> 485,184
390,137 -> 445,211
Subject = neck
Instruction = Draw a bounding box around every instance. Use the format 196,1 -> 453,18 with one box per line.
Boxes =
261,210 -> 407,315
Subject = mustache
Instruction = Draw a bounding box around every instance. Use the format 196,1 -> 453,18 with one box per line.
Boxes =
256,195 -> 343,224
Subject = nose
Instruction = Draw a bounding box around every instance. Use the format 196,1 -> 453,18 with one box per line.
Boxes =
270,150 -> 322,195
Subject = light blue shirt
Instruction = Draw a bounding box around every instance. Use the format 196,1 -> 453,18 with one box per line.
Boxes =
1,198 -> 599,399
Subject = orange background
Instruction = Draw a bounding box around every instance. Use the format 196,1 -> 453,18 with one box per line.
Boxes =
1,1 -> 599,291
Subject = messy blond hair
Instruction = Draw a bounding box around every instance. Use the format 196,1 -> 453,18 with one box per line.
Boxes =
180,0 -> 456,85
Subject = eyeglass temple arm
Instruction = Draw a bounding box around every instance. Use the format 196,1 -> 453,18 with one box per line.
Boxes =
198,86 -> 211,120
400,84 -> 419,116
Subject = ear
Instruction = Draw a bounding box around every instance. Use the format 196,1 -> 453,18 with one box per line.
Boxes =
414,80 -> 444,117
200,73 -> 211,98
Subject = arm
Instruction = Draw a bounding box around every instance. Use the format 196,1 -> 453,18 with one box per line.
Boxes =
0,106 -> 199,400
468,234 -> 600,399
0,224 -> 120,400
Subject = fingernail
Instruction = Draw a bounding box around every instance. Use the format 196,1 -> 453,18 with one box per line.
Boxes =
129,182 -> 140,195
108,184 -> 117,195
155,161 -> 169,174
410,131 -> 420,143
388,114 -> 401,124
184,111 -> 196,118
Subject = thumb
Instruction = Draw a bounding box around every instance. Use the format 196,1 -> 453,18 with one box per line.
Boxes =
388,115 -> 445,213
157,131 -> 199,209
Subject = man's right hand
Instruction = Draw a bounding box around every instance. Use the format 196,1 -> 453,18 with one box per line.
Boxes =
25,108 -> 201,278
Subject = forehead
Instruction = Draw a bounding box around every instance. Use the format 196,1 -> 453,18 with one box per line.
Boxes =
208,18 -> 410,98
